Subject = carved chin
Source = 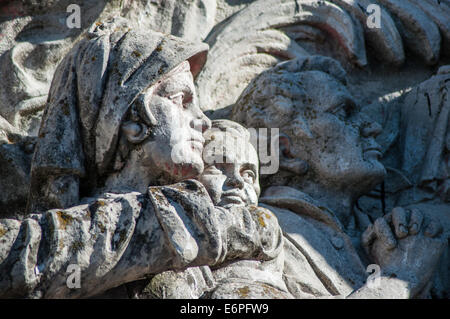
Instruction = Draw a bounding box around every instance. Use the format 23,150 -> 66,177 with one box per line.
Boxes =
166,143 -> 205,179
357,162 -> 387,192
365,155 -> 387,177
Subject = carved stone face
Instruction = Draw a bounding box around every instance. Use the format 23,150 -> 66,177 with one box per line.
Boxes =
288,71 -> 386,193
199,130 -> 260,208
140,62 -> 211,181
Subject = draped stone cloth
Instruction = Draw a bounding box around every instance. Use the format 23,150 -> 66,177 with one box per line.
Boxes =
27,29 -> 208,213
145,205 -> 291,299
259,186 -> 369,298
0,179 -> 281,298
397,71 -> 450,205
145,186 -> 368,299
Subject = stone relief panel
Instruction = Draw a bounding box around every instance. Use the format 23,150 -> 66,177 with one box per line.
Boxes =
0,0 -> 448,299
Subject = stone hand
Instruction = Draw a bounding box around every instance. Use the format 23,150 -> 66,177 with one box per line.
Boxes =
361,207 -> 446,295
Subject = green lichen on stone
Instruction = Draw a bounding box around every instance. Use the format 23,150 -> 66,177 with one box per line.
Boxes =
237,286 -> 250,298
257,211 -> 267,228
97,200 -> 106,206
117,229 -> 128,247
70,240 -> 85,253
98,222 -> 106,233
61,100 -> 70,116
0,224 -> 6,238
56,211 -> 74,230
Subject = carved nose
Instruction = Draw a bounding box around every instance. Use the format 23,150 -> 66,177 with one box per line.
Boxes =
191,114 -> 211,133
201,115 -> 212,133
226,173 -> 245,189
361,122 -> 382,138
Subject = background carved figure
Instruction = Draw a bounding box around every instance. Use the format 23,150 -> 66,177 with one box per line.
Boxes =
231,56 -> 447,298
0,0 -> 449,299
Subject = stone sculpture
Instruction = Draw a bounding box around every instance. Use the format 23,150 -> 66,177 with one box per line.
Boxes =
144,120 -> 289,299
0,29 -> 282,298
358,65 -> 450,297
231,56 -> 447,298
195,0 -> 450,116
0,0 -> 108,135
0,0 -> 449,299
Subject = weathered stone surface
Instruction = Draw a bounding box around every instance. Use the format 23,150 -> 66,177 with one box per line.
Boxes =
232,56 -> 448,298
140,121 -> 288,299
358,66 -> 450,297
195,0 -> 449,116
0,0 -> 216,135
0,0 -> 108,135
0,0 -> 449,299
0,179 -> 285,298
119,0 -> 217,43
0,116 -> 34,217
27,28 -> 209,213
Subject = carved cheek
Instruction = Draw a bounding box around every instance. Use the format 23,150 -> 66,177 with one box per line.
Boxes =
244,185 -> 258,206
199,175 -> 224,204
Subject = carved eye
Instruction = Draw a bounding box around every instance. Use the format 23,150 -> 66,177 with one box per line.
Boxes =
169,92 -> 185,107
241,169 -> 256,184
331,102 -> 354,121
184,92 -> 193,105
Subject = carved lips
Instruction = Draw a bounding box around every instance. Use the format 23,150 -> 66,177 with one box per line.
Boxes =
220,190 -> 246,206
363,146 -> 383,161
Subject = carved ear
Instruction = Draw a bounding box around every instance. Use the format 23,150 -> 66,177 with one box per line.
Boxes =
278,133 -> 308,175
121,121 -> 149,144
133,94 -> 157,127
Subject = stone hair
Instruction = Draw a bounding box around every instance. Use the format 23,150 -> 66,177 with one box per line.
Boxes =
206,119 -> 251,143
231,55 -> 347,129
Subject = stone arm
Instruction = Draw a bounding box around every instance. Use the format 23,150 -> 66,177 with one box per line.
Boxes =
0,179 -> 277,298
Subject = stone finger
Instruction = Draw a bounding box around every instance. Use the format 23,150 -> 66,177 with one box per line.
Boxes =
408,208 -> 423,235
362,224 -> 376,248
374,217 -> 397,250
354,206 -> 371,231
392,207 -> 408,238
424,220 -> 443,238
